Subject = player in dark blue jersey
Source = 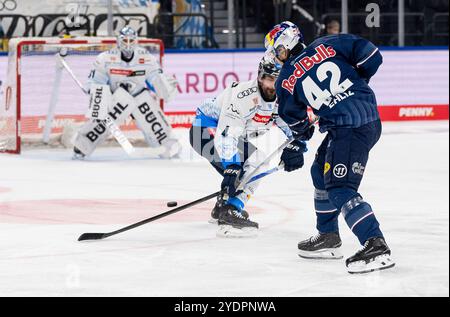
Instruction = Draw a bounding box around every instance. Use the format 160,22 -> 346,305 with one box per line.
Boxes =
265,21 -> 395,274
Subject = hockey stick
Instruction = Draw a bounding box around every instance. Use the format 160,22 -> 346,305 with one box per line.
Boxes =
236,138 -> 293,192
77,165 -> 284,241
56,53 -> 135,156
78,191 -> 221,241
237,115 -> 319,190
245,163 -> 284,185
78,121 -> 318,241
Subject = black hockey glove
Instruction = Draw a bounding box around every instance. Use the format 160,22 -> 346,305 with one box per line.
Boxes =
221,164 -> 244,197
281,140 -> 307,172
289,118 -> 315,141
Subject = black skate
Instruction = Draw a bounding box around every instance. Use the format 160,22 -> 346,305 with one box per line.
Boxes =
209,194 -> 248,224
217,204 -> 258,238
72,147 -> 86,160
209,193 -> 226,224
346,237 -> 395,274
298,232 -> 343,259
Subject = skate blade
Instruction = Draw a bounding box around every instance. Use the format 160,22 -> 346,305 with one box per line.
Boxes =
72,154 -> 85,161
208,218 -> 218,224
347,254 -> 396,274
217,225 -> 258,238
298,248 -> 343,260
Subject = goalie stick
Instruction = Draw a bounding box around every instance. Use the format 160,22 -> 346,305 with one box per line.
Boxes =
56,53 -> 135,156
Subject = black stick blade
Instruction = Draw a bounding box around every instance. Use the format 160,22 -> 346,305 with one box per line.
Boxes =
78,233 -> 107,241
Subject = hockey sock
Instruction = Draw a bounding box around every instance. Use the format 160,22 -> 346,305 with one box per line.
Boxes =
328,187 -> 384,245
227,197 -> 246,212
341,196 -> 384,245
314,189 -> 339,233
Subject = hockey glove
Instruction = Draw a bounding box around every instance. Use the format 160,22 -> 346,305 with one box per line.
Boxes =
289,118 -> 315,141
281,140 -> 307,172
221,164 -> 244,197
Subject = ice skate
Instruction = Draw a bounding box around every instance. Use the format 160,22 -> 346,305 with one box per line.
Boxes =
346,237 -> 395,274
209,194 -> 249,224
298,232 -> 343,259
72,147 -> 86,160
217,204 -> 258,238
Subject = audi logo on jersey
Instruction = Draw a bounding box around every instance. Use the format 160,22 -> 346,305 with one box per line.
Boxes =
237,87 -> 258,99
282,44 -> 337,94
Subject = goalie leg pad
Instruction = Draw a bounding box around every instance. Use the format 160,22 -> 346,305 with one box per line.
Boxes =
73,88 -> 136,156
131,91 -> 181,158
132,91 -> 172,146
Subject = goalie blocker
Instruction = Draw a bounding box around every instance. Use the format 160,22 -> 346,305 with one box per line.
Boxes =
74,86 -> 180,158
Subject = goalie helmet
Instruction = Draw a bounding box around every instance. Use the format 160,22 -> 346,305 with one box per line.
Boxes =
265,21 -> 304,61
117,26 -> 138,59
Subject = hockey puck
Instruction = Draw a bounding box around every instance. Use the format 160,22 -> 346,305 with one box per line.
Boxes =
167,201 -> 178,208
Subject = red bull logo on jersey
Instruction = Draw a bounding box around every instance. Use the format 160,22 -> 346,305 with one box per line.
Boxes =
282,44 -> 337,94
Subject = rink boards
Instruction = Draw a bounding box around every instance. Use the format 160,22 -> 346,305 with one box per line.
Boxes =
0,48 -> 448,136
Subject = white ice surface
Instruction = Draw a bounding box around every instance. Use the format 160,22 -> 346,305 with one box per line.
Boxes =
0,121 -> 448,297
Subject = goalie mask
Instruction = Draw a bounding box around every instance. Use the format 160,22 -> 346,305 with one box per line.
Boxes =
265,21 -> 304,64
117,26 -> 138,60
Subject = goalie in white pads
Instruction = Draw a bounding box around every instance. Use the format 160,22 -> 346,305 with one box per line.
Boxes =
189,56 -> 307,237
72,26 -> 181,159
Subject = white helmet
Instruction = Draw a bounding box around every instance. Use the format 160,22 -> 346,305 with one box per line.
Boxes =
265,21 -> 304,60
117,26 -> 138,59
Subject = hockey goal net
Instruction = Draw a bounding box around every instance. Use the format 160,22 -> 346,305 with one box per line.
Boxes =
0,37 -> 164,154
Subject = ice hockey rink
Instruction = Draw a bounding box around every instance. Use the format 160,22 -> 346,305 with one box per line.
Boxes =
0,121 -> 448,297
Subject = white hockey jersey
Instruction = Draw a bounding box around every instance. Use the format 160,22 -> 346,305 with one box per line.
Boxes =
194,79 -> 292,161
87,46 -> 177,101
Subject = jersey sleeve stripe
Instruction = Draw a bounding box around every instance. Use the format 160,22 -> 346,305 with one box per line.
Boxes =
356,48 -> 379,68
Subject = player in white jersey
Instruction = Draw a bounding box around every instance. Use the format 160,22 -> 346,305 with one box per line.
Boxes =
189,56 -> 307,237
72,26 -> 181,159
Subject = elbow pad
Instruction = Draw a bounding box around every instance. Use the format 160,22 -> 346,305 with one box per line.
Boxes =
357,50 -> 383,82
